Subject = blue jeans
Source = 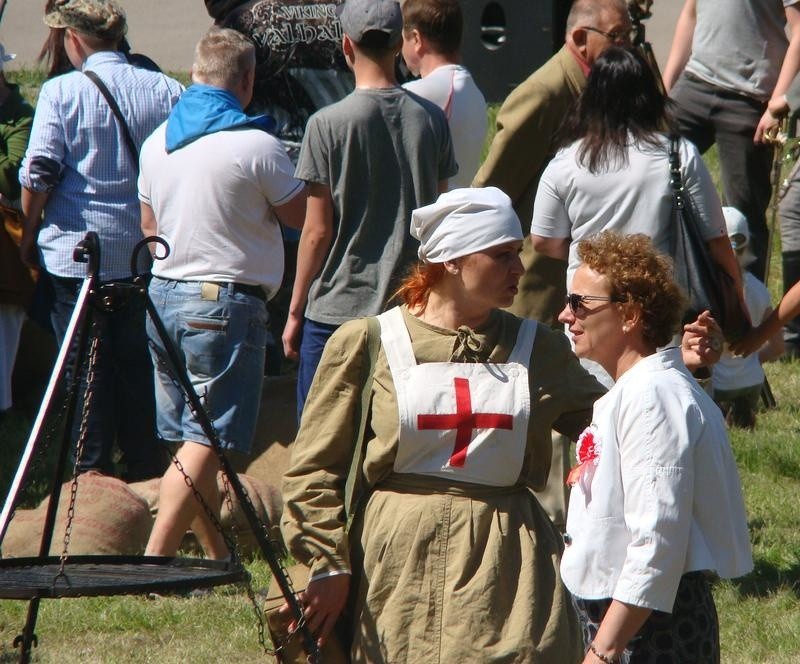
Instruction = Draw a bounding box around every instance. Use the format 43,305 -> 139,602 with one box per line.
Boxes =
147,277 -> 268,454
296,317 -> 339,422
50,274 -> 167,481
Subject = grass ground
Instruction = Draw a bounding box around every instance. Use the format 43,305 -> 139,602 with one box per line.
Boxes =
2,71 -> 799,663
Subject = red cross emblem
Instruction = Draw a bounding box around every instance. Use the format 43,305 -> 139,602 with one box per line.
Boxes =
417,377 -> 514,468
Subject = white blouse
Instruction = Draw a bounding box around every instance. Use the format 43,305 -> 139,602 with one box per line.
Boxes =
531,134 -> 726,290
560,348 -> 753,612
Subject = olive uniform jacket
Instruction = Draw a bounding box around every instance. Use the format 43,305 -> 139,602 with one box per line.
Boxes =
473,45 -> 586,326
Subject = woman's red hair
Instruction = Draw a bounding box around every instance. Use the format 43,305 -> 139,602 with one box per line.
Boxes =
394,262 -> 446,311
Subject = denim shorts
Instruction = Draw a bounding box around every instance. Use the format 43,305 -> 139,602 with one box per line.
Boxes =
146,277 -> 268,454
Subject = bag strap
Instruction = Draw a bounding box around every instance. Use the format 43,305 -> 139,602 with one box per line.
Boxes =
668,134 -> 685,209
344,316 -> 381,527
83,70 -> 140,170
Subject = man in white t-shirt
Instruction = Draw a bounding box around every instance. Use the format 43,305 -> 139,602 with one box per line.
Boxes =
401,0 -> 486,189
138,28 -> 306,560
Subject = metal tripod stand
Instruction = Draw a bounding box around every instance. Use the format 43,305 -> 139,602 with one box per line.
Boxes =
0,233 -> 319,663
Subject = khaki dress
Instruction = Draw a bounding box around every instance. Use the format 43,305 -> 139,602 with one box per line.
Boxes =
282,307 -> 605,663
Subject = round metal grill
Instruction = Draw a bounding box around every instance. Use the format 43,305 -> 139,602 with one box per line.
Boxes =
0,556 -> 248,600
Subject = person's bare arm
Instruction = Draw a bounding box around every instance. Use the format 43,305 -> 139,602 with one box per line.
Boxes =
532,234 -> 569,261
139,201 -> 161,258
282,183 -> 334,360
581,600 -> 653,664
279,573 -> 351,648
662,0 -> 697,92
140,201 -> 158,238
682,310 -> 723,370
707,235 -> 747,314
755,5 -> 800,143
757,306 -> 786,362
273,185 -> 308,231
732,280 -> 800,356
19,188 -> 49,270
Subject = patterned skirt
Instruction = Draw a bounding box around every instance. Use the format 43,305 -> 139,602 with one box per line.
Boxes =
572,571 -> 720,663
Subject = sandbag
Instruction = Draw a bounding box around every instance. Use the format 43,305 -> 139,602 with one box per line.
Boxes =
218,472 -> 282,557
127,472 -> 282,558
245,373 -> 298,491
2,472 -> 153,557
128,477 -> 161,517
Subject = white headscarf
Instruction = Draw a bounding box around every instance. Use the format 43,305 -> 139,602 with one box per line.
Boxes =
411,187 -> 523,264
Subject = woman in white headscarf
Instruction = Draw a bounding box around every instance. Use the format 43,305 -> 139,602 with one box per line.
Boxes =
280,186 -> 606,663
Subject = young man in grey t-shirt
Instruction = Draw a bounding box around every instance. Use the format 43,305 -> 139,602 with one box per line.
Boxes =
662,0 -> 800,281
282,0 -> 456,418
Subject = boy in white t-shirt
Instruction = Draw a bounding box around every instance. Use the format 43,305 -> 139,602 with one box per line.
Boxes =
401,0 -> 487,189
713,207 -> 784,428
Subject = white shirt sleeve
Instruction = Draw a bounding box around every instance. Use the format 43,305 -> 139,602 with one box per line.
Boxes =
681,138 -> 727,242
252,135 -> 305,207
611,382 -> 695,611
531,156 -> 572,239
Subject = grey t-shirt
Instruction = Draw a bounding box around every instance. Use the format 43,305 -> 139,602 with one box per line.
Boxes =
295,87 -> 457,325
686,0 -> 799,100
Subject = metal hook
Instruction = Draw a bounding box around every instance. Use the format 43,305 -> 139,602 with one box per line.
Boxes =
130,236 -> 171,284
72,231 -> 101,280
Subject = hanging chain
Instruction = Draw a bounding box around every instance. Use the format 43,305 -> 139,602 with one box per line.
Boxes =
219,472 -> 272,655
220,472 -> 241,553
148,340 -> 311,658
54,330 -> 101,583
217,475 -> 315,662
165,449 -> 238,559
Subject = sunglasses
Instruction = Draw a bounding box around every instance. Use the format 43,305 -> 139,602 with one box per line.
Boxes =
565,293 -> 627,314
581,25 -> 633,44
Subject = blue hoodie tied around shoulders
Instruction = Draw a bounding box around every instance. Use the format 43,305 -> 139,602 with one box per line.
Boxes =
164,83 -> 276,153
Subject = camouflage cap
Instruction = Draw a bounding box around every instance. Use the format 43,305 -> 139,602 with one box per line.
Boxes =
43,0 -> 127,43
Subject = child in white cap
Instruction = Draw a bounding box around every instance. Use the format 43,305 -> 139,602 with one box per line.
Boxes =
712,207 -> 783,428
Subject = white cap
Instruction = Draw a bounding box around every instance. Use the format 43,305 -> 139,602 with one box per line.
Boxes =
0,43 -> 15,70
722,206 -> 750,250
411,187 -> 523,264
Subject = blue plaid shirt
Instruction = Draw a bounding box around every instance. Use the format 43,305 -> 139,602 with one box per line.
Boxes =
20,51 -> 183,280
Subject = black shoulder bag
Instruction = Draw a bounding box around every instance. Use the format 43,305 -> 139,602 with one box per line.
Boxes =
668,135 -> 751,342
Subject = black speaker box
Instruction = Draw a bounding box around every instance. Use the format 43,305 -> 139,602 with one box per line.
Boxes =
461,0 -> 572,103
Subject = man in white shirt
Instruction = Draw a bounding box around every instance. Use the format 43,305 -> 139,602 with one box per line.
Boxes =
139,28 -> 306,559
401,0 -> 487,189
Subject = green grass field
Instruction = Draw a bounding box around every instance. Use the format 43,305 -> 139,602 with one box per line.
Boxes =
1,71 -> 799,663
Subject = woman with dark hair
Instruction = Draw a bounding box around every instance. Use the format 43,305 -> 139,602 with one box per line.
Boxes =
558,231 -> 752,663
531,45 -> 741,361
38,0 -> 72,79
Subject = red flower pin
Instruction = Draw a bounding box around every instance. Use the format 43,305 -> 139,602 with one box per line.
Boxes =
566,427 -> 601,487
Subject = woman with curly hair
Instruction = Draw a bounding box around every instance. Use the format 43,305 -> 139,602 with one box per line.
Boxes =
557,231 -> 753,664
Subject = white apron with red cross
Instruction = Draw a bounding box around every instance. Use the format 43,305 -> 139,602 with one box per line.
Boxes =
377,307 -> 537,487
